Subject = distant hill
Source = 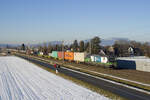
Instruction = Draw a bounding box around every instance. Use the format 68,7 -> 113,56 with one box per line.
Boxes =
101,38 -> 130,46
83,37 -> 129,46
0,44 -> 19,48
1,38 -> 149,48
0,44 -> 7,47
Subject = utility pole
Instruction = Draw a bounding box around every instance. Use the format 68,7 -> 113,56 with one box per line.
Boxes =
89,39 -> 92,54
62,40 -> 64,63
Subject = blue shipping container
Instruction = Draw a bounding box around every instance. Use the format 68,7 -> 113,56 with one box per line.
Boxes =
95,56 -> 101,62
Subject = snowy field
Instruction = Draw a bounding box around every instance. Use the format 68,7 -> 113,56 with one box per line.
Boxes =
0,56 -> 110,100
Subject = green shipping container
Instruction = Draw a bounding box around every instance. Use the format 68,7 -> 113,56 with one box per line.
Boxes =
51,51 -> 58,58
85,58 -> 91,62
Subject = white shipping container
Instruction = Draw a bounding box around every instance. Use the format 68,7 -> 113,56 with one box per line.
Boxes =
48,53 -> 52,57
91,56 -> 95,62
74,52 -> 86,62
101,57 -> 108,63
90,55 -> 101,62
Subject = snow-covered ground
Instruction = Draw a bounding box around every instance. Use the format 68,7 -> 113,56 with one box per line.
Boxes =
0,56 -> 110,100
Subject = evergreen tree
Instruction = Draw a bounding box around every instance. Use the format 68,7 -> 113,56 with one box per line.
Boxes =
73,40 -> 78,52
84,42 -> 89,53
38,45 -> 43,52
79,41 -> 84,52
91,37 -> 101,54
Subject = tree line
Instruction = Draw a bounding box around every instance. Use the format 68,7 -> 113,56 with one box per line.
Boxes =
21,36 -> 150,58
34,36 -> 101,55
113,40 -> 150,57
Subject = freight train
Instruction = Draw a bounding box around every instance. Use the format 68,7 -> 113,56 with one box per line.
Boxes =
39,51 -> 108,63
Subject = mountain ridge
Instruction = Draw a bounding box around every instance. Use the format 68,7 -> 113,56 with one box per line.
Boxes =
1,38 -> 149,47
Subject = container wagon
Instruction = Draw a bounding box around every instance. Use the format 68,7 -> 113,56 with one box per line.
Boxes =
51,51 -> 58,59
57,52 -> 64,60
64,52 -> 74,61
74,52 -> 86,62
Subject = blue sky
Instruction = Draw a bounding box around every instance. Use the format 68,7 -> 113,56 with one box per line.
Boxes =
0,0 -> 150,44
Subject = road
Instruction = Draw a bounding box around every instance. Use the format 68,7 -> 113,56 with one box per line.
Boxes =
16,55 -> 150,100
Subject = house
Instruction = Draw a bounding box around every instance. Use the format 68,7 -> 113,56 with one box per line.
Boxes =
128,47 -> 134,56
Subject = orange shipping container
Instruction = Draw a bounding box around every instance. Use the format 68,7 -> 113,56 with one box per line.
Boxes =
64,52 -> 74,61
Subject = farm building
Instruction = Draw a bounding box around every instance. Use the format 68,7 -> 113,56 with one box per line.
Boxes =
38,52 -> 43,56
117,56 -> 150,72
48,53 -> 52,57
26,49 -> 33,55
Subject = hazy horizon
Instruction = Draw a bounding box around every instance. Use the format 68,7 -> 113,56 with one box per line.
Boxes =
0,0 -> 150,44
